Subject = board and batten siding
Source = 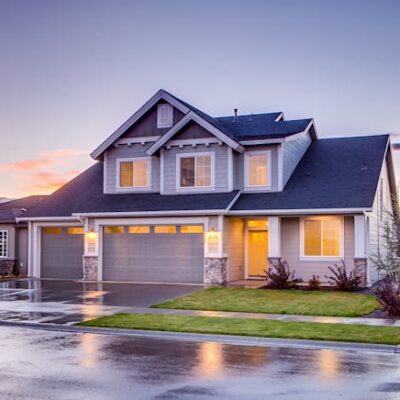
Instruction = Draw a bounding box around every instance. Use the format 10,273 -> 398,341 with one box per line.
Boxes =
224,217 -> 245,281
104,144 -> 160,194
162,143 -> 230,194
234,144 -> 280,192
280,216 -> 354,282
367,159 -> 393,283
281,132 -> 312,187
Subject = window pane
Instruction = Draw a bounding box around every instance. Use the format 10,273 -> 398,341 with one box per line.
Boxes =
104,226 -> 124,234
322,220 -> 341,256
181,225 -> 204,234
128,226 -> 150,234
180,157 -> 195,187
154,225 -> 177,234
67,227 -> 84,235
132,160 -> 148,187
195,156 -> 212,187
304,220 -> 321,256
120,162 -> 133,187
42,227 -> 62,235
248,154 -> 268,186
248,220 -> 267,229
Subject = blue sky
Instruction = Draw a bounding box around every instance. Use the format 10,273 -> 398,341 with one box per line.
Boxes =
0,0 -> 399,197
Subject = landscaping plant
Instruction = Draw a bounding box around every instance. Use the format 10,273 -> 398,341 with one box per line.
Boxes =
375,276 -> 400,317
308,275 -> 321,290
265,259 -> 302,289
325,260 -> 362,291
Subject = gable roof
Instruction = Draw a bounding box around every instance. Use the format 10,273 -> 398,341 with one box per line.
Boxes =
19,163 -> 239,219
0,195 -> 47,223
231,134 -> 390,212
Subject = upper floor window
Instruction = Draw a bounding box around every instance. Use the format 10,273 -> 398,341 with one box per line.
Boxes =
244,151 -> 271,189
157,104 -> 173,128
301,216 -> 343,259
177,152 -> 214,189
117,158 -> 150,189
0,230 -> 8,258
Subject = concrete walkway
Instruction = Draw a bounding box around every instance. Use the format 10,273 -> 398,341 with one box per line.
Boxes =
125,307 -> 400,327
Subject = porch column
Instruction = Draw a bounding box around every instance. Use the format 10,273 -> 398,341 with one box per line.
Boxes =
354,215 -> 368,287
82,220 -> 99,281
268,216 -> 281,265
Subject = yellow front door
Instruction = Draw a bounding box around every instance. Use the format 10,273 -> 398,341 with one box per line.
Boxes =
248,231 -> 268,277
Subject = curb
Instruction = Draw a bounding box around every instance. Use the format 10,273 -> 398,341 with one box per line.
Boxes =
0,319 -> 398,354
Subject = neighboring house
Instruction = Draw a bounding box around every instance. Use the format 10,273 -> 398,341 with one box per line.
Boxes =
0,196 -> 46,275
18,90 -> 398,286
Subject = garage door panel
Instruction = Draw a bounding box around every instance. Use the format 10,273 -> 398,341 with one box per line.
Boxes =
103,226 -> 203,283
41,227 -> 84,279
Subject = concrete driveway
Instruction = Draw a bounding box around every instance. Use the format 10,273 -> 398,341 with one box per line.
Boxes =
0,279 -> 200,325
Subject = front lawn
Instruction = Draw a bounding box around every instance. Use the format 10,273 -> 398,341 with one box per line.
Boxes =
79,313 -> 400,345
152,288 -> 379,317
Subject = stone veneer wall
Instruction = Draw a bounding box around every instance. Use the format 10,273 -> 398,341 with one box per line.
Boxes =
83,256 -> 98,281
0,259 -> 15,276
204,257 -> 227,286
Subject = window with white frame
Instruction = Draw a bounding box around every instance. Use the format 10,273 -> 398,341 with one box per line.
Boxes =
178,153 -> 213,189
118,158 -> 150,189
302,217 -> 343,258
0,230 -> 8,258
244,151 -> 271,189
157,104 -> 173,128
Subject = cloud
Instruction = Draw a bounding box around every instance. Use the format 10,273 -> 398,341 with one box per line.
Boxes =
0,148 -> 91,197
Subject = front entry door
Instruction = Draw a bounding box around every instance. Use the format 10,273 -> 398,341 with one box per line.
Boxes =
248,231 -> 268,277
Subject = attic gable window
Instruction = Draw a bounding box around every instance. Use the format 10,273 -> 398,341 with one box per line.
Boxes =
157,104 -> 173,128
117,158 -> 150,189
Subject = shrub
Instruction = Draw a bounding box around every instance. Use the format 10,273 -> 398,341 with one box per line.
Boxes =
308,275 -> 321,290
265,259 -> 303,289
375,276 -> 400,317
325,260 -> 363,291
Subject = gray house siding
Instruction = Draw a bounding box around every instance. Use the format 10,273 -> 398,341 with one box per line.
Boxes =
104,143 -> 160,194
234,144 -> 280,192
282,132 -> 312,187
224,217 -> 245,281
17,227 -> 28,275
280,216 -> 354,282
162,143 -> 230,194
173,122 -> 214,140
121,101 -> 184,139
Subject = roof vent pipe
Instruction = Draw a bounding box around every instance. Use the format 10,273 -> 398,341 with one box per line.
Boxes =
233,108 -> 238,122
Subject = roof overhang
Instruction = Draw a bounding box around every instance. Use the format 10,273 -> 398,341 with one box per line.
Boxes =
228,207 -> 371,216
90,90 -> 190,160
16,216 -> 81,223
147,111 -> 244,156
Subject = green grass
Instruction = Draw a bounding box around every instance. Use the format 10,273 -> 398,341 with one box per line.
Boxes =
152,288 -> 379,317
79,313 -> 400,345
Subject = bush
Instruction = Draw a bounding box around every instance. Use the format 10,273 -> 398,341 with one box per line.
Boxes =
325,260 -> 363,291
265,259 -> 303,289
308,275 -> 321,290
375,276 -> 400,317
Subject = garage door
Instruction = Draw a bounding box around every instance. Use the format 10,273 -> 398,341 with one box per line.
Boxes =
102,224 -> 204,283
41,227 -> 84,279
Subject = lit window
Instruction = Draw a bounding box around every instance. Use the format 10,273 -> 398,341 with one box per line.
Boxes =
248,220 -> 267,229
0,230 -> 8,258
67,227 -> 84,235
181,225 -> 204,234
303,218 -> 341,257
128,226 -> 150,234
42,227 -> 62,235
119,159 -> 150,188
104,226 -> 124,234
245,152 -> 270,188
154,225 -> 177,234
179,154 -> 212,188
157,104 -> 173,128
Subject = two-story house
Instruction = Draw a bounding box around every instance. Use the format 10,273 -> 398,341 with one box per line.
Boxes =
18,90 -> 398,287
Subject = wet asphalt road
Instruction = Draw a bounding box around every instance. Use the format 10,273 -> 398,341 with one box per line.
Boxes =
1,326 -> 400,400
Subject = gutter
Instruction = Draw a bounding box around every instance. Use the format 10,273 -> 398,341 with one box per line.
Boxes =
72,209 -> 227,218
227,207 -> 372,216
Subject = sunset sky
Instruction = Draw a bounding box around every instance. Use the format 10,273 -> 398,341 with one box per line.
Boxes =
1,0 -> 399,198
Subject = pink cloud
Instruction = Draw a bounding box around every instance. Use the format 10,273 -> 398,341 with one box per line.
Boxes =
0,159 -> 53,171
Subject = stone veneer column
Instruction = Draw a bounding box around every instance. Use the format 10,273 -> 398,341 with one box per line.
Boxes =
0,260 -> 16,276
354,257 -> 368,288
83,256 -> 98,281
204,257 -> 228,287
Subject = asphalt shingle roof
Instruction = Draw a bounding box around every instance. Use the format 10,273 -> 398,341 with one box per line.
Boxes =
0,195 -> 47,223
232,135 -> 389,211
